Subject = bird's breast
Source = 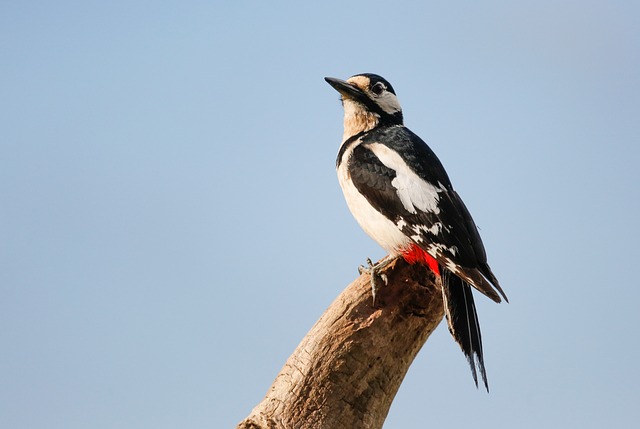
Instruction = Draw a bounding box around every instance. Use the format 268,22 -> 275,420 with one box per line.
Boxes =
337,141 -> 410,255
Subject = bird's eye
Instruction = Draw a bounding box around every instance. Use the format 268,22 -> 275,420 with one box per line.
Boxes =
371,82 -> 385,95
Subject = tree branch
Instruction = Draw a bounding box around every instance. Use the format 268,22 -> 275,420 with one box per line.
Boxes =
237,258 -> 444,429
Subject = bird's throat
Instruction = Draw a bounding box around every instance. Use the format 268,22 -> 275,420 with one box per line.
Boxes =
342,101 -> 379,141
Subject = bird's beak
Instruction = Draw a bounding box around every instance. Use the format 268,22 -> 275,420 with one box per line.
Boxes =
325,77 -> 365,101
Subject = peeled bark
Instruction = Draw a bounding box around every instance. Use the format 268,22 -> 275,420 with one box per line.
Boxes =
237,258 -> 444,429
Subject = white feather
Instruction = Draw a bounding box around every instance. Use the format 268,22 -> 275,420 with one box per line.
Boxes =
376,91 -> 402,115
337,140 -> 411,255
367,143 -> 443,214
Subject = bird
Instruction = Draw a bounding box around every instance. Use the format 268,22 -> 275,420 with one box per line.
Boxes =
325,73 -> 507,391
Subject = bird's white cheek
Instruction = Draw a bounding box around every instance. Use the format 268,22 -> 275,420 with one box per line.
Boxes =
376,93 -> 402,115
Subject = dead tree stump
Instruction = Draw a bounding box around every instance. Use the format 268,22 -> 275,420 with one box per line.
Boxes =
237,258 -> 444,429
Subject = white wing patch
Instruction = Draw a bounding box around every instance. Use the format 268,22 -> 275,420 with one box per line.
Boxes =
426,243 -> 461,271
417,222 -> 445,236
367,143 -> 443,215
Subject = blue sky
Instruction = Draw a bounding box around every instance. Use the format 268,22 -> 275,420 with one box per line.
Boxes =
1,1 -> 639,428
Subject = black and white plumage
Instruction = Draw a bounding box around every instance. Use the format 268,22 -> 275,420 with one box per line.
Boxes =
325,73 -> 507,390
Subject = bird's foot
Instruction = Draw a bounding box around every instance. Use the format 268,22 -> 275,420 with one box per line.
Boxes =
358,255 -> 397,305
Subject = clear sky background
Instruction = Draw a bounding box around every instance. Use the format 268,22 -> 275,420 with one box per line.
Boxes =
1,1 -> 639,428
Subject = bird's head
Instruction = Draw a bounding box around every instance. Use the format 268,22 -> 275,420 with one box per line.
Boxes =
325,73 -> 403,141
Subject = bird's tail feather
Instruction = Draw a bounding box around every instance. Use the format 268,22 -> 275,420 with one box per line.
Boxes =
441,270 -> 488,391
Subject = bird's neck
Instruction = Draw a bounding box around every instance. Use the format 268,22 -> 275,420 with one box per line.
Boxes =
341,101 -> 380,142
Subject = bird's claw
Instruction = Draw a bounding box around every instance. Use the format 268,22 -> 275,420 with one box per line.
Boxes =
358,256 -> 393,305
358,258 -> 375,275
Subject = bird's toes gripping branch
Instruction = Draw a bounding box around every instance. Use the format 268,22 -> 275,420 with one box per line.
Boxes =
358,255 -> 398,305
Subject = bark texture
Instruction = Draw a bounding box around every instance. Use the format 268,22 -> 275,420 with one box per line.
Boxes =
237,258 -> 444,429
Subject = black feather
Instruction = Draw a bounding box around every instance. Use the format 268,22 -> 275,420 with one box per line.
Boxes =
335,115 -> 506,388
344,126 -> 508,303
442,270 -> 488,391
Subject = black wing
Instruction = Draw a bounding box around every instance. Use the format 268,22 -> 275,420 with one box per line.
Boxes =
350,126 -> 507,302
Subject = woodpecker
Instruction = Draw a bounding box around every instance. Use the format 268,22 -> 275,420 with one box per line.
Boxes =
325,73 -> 507,391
